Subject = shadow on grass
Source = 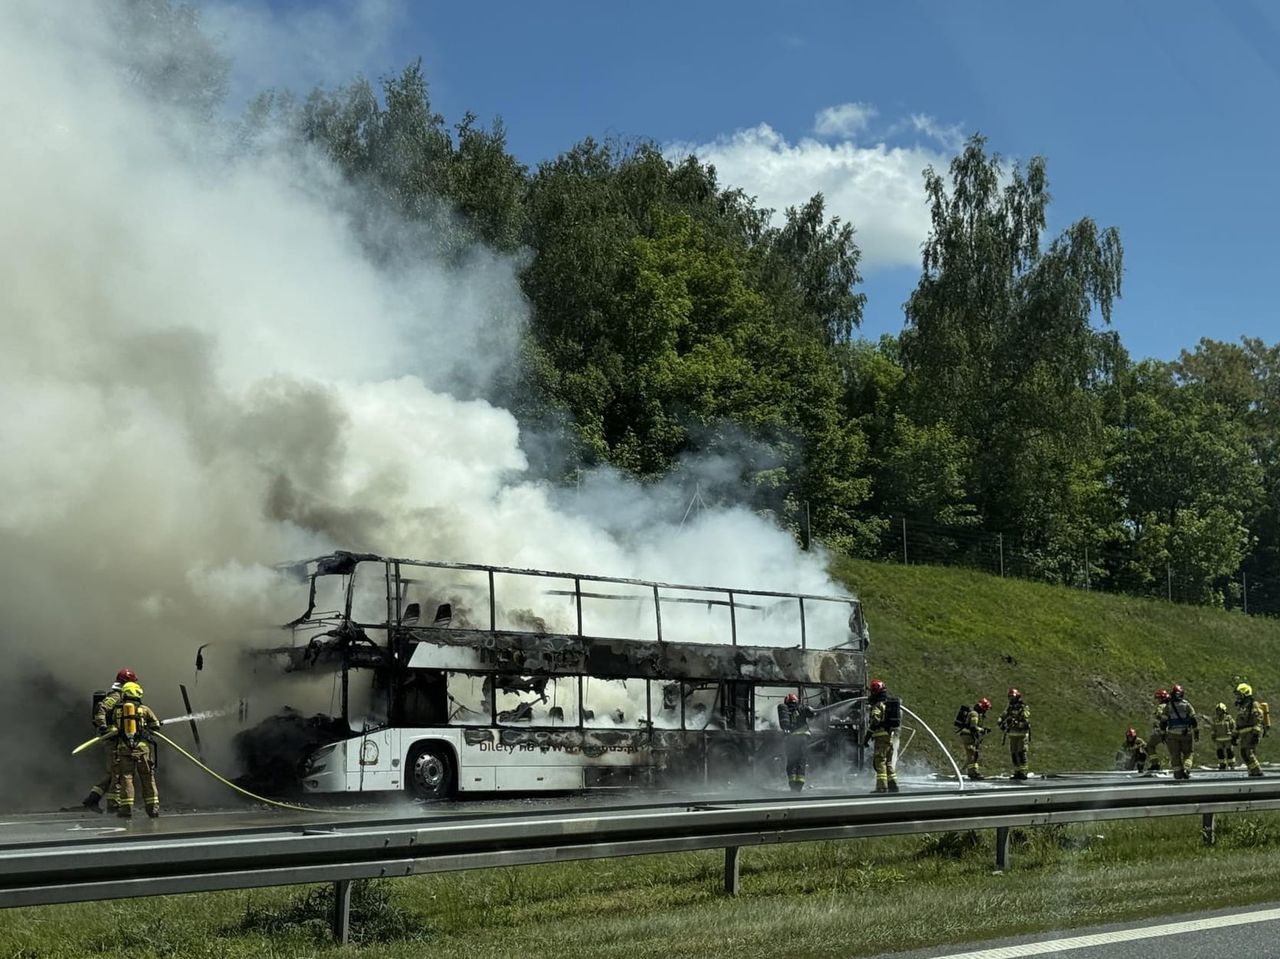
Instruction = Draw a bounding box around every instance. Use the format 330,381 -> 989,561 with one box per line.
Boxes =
234,880 -> 436,945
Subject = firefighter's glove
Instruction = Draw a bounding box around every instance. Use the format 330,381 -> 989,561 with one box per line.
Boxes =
1232,734 -> 1240,746
1193,729 -> 1200,742
96,726 -> 109,737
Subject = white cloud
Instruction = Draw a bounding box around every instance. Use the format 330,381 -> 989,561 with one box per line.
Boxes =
669,117 -> 955,271
814,102 -> 877,137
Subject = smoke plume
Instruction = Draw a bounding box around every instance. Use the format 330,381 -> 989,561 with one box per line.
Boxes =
0,1 -> 849,809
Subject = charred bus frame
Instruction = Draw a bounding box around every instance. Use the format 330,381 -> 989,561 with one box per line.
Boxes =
253,551 -> 871,796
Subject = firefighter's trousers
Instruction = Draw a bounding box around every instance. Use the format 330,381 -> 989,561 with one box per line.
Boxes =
872,734 -> 897,791
89,742 -> 118,805
784,733 -> 808,791
1007,732 -> 1029,777
1214,740 -> 1236,769
115,742 -> 159,812
1240,731 -> 1263,775
1165,732 -> 1194,778
959,732 -> 982,776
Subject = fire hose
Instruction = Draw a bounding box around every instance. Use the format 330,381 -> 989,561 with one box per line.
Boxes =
71,727 -> 329,813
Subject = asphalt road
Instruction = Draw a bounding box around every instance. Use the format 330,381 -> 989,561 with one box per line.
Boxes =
875,904 -> 1280,958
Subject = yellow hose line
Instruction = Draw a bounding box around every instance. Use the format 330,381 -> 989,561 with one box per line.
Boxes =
71,729 -> 116,756
150,730 -> 333,814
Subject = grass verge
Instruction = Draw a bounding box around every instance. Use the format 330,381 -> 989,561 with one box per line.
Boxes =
7,812 -> 1280,958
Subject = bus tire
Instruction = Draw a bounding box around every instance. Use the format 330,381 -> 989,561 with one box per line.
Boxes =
406,742 -> 456,801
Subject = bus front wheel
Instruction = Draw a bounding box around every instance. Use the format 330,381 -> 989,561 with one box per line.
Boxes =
407,743 -> 456,801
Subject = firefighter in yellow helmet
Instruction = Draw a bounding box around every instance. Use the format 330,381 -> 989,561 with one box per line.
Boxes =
998,688 -> 1031,780
955,697 -> 992,780
1211,702 -> 1237,770
1157,684 -> 1199,780
83,668 -> 137,812
863,679 -> 899,793
105,682 -> 161,818
1234,683 -> 1265,778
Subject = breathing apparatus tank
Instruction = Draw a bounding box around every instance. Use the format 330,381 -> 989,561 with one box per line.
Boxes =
90,690 -> 108,726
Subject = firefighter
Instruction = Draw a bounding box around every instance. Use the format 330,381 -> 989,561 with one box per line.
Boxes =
82,668 -> 137,812
102,681 -> 160,818
1211,702 -> 1237,770
1148,688 -> 1171,772
1118,727 -> 1149,772
956,698 -> 992,780
863,679 -> 899,793
1234,683 -> 1266,778
1157,683 -> 1199,780
777,692 -> 817,792
998,688 -> 1032,780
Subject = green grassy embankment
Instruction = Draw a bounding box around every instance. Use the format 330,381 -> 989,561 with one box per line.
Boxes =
833,557 -> 1280,773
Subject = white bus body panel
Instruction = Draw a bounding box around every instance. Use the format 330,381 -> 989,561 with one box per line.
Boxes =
304,726 -> 655,794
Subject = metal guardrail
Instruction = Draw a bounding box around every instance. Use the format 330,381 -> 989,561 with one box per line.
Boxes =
4,780 -> 1280,942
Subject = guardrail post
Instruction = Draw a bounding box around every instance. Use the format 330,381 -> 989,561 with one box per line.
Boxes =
994,826 -> 1011,871
724,846 -> 741,895
332,879 -> 353,943
1202,812 -> 1216,846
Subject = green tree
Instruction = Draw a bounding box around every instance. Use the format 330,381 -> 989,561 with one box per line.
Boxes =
1109,359 -> 1262,604
900,135 -> 1125,577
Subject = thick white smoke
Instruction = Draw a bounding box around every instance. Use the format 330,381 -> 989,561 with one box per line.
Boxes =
0,1 -> 850,807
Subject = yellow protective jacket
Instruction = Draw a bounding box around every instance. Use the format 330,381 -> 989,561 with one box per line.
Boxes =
93,689 -> 123,730
1238,700 -> 1265,737
1000,702 -> 1031,734
1211,714 -> 1236,742
868,699 -> 894,740
1157,700 -> 1198,738
958,707 -> 987,741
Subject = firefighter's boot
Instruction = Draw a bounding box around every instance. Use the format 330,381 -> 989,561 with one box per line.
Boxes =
82,792 -> 102,813
967,770 -> 985,781
1250,768 -> 1265,778
117,806 -> 132,819
146,805 -> 160,819
887,781 -> 900,793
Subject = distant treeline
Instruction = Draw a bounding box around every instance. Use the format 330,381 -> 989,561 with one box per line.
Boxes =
137,2 -> 1280,614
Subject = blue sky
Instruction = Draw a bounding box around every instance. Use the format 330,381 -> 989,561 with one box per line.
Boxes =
213,0 -> 1280,361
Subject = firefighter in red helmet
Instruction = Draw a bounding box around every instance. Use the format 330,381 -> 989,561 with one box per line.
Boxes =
82,668 -> 139,812
863,679 -> 899,792
777,692 -> 817,791
1156,684 -> 1199,780
955,697 -> 992,780
1118,726 -> 1149,772
998,688 -> 1031,780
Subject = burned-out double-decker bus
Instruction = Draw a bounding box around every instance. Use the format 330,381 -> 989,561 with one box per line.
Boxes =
245,551 -> 870,799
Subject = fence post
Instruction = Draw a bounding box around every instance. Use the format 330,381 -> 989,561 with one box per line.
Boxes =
998,533 -> 1004,577
1167,564 -> 1173,602
995,826 -> 1011,871
724,846 -> 741,895
332,879 -> 353,943
1084,548 -> 1090,590
1201,813 -> 1216,847
1244,572 -> 1249,614
901,517 -> 908,565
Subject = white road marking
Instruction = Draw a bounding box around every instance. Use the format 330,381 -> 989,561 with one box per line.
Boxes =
931,907 -> 1280,957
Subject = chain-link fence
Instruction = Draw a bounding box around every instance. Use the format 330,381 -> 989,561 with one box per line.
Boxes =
871,516 -> 1280,617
